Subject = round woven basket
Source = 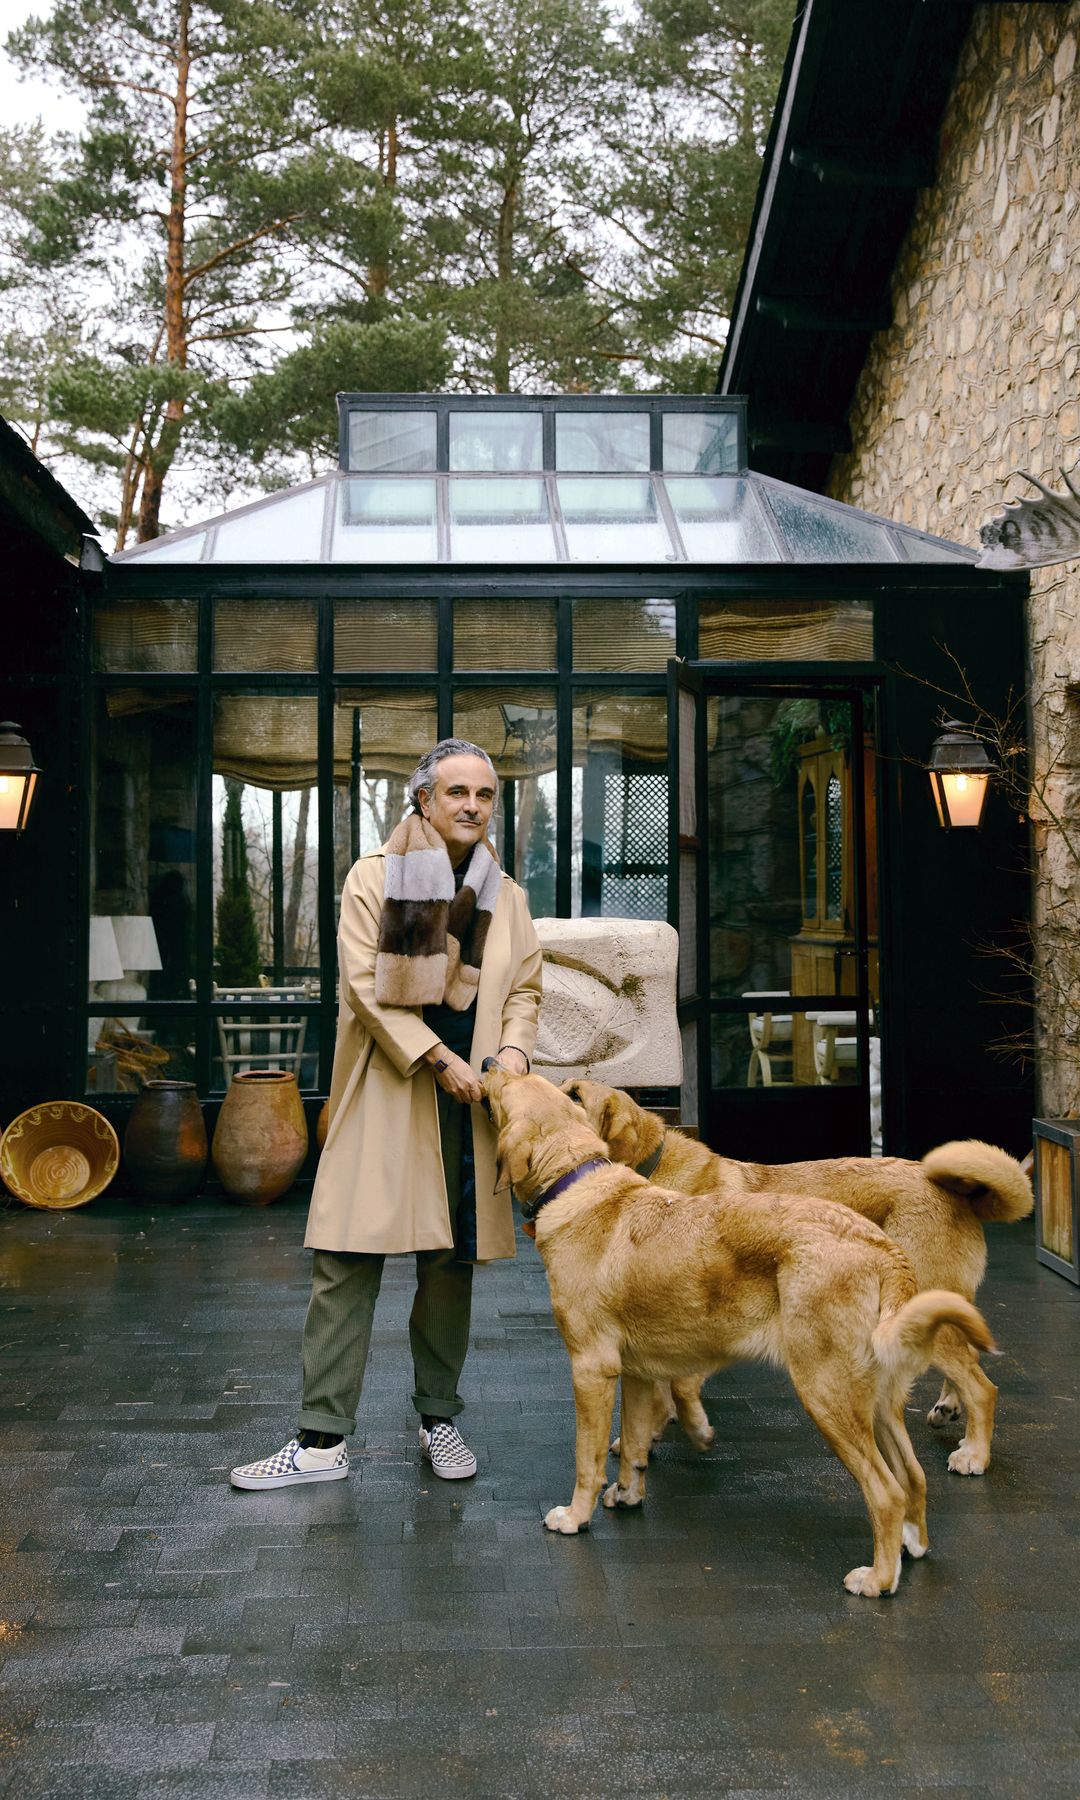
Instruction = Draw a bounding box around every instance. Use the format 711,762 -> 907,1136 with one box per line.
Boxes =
0,1101 -> 120,1210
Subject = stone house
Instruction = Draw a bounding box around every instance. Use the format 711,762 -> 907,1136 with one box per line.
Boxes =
720,0 -> 1080,1116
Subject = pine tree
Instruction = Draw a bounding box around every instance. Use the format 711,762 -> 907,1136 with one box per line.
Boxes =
1,0 -> 793,514
215,781 -> 261,985
596,0 -> 792,389
523,784 -> 556,917
3,0 -> 355,538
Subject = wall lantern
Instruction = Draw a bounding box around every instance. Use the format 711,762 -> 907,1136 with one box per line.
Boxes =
928,719 -> 994,830
0,722 -> 41,836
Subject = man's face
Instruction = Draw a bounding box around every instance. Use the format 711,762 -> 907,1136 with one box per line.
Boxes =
418,753 -> 496,863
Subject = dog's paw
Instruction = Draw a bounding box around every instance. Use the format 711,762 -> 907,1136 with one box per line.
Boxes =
902,1521 -> 929,1559
544,1504 -> 583,1534
602,1477 -> 644,1510
843,1559 -> 900,1598
947,1440 -> 988,1476
927,1398 -> 962,1429
687,1424 -> 716,1452
609,1434 -> 621,1456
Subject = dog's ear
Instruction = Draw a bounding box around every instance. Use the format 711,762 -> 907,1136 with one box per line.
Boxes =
494,1119 -> 535,1194
599,1089 -> 641,1165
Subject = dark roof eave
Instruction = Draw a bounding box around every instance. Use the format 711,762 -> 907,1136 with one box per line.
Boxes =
0,414 -> 97,561
716,0 -> 976,491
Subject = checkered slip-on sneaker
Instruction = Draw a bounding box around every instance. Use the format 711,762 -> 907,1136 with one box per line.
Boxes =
230,1437 -> 348,1491
418,1421 -> 478,1480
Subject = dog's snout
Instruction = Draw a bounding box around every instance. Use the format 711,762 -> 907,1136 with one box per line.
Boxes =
481,1056 -> 500,1074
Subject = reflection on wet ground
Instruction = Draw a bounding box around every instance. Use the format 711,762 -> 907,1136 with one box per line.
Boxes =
0,1192 -> 1078,1796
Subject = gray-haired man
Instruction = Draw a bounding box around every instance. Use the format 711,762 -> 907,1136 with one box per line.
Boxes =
231,740 -> 542,1491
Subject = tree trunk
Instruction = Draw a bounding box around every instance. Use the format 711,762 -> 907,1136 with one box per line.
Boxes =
492,167 -> 518,393
136,0 -> 190,541
369,116 -> 398,299
283,785 -> 311,968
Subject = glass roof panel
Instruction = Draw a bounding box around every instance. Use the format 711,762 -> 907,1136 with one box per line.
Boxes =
558,476 -> 675,561
556,413 -> 650,472
663,412 -> 740,475
110,463 -> 976,568
448,477 -> 556,562
449,412 -> 542,472
664,476 -> 780,562
118,529 -> 207,564
896,531 -> 974,563
348,410 -> 437,472
762,482 -> 896,561
333,477 -> 438,562
212,485 -> 326,561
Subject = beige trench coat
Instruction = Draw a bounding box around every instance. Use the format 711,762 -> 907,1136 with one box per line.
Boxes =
304,849 -> 542,1260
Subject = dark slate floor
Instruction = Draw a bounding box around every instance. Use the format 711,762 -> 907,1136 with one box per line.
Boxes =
0,1192 -> 1078,1799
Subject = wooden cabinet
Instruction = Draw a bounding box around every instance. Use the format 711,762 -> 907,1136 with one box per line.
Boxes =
790,735 -> 878,1084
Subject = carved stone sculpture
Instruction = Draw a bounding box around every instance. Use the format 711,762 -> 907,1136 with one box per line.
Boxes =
977,466 -> 1080,570
532,917 -> 682,1086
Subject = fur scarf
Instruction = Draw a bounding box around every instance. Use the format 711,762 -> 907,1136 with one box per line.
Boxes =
374,813 -> 502,1010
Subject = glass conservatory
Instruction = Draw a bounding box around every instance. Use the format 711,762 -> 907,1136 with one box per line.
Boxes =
83,393 -> 1028,1161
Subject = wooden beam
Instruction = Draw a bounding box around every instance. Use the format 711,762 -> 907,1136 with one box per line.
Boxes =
755,295 -> 892,334
788,145 -> 935,189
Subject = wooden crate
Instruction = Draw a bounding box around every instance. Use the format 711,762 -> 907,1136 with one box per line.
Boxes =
1033,1118 -> 1080,1285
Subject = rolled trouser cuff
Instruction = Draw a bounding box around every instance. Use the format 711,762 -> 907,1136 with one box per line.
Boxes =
411,1389 -> 465,1419
297,1407 -> 358,1438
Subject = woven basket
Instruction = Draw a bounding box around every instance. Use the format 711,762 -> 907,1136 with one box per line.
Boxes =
0,1101 -> 120,1209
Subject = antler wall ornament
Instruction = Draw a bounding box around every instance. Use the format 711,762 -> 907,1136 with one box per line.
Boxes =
977,467 -> 1080,571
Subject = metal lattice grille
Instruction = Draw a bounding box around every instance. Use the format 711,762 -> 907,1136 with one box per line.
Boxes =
826,772 -> 843,920
601,770 -> 668,919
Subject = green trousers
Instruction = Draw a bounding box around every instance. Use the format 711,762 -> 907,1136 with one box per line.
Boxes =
297,1090 -> 473,1436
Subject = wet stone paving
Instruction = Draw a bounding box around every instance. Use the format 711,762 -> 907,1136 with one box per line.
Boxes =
0,1188 -> 1078,1798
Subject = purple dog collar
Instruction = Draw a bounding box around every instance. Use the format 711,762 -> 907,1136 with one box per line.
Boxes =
519,1157 -> 610,1226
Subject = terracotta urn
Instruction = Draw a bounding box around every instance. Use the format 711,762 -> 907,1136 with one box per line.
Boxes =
124,1079 -> 208,1202
212,1069 -> 308,1204
316,1098 -> 330,1150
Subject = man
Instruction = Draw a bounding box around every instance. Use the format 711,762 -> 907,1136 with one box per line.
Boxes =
231,738 -> 542,1489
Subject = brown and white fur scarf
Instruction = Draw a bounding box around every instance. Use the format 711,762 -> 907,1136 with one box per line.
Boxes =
374,813 -> 502,1010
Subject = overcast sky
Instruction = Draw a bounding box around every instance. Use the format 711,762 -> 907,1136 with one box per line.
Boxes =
1,3 -> 81,133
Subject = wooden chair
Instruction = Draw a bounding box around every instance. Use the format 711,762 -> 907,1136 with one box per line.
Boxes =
213,983 -> 311,1085
744,991 -> 794,1087
807,1009 -> 876,1085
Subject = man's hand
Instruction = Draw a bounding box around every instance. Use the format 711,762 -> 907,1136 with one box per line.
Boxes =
423,1044 -> 482,1104
495,1045 -> 528,1076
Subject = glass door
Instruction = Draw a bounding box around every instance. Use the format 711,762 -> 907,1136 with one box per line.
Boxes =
670,665 -> 879,1160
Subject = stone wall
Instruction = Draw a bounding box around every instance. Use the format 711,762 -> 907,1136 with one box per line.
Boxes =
828,2 -> 1080,1113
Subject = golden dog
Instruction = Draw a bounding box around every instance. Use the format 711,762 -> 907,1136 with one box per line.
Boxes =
483,1066 -> 994,1598
563,1078 -> 1031,1476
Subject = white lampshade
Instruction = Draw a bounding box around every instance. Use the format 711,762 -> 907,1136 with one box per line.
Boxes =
111,914 -> 163,972
89,916 -> 124,982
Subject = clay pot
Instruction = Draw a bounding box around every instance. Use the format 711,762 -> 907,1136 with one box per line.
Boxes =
316,1098 -> 330,1150
124,1080 -> 207,1202
212,1069 -> 308,1205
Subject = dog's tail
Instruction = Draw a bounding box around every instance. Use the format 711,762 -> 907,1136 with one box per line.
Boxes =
873,1290 -> 997,1390
921,1140 -> 1033,1223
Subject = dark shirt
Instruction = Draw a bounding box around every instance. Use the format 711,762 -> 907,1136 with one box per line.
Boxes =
422,861 -> 477,1059
421,859 -> 479,1258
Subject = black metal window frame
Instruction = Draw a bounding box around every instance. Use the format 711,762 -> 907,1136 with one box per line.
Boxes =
82,559 -> 993,1102
83,571 -> 701,1097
